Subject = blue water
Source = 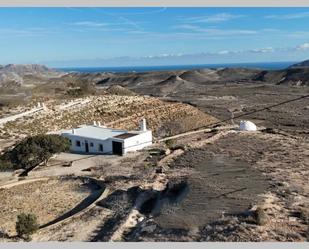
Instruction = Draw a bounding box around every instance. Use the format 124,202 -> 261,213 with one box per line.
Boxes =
56,61 -> 296,73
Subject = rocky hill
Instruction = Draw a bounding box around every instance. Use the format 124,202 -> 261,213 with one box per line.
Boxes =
0,64 -> 57,75
253,68 -> 309,86
288,59 -> 309,69
88,64 -> 308,96
1,60 -> 309,95
0,64 -> 63,87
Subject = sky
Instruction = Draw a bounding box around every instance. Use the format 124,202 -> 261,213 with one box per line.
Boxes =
0,7 -> 309,67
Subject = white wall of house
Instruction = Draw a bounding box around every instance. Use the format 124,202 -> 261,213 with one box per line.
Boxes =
62,134 -> 114,154
62,130 -> 152,155
121,131 -> 152,154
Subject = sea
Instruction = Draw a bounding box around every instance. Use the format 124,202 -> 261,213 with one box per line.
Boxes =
56,61 -> 296,73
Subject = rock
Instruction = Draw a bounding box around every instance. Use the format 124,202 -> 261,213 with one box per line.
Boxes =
254,207 -> 268,226
155,167 -> 163,174
287,232 -> 302,240
216,226 -> 224,232
297,207 -> 309,223
138,216 -> 144,222
205,225 -> 212,231
165,149 -> 171,155
141,225 -> 157,233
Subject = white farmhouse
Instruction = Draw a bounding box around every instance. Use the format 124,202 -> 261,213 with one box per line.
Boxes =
61,118 -> 152,155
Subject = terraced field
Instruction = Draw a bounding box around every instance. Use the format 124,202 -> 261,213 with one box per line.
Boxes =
1,95 -> 217,140
0,177 -> 96,236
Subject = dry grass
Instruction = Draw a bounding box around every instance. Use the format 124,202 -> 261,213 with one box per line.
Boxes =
0,177 -> 93,235
2,95 -> 217,139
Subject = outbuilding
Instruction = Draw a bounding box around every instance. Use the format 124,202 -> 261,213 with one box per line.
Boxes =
239,120 -> 257,131
61,119 -> 152,155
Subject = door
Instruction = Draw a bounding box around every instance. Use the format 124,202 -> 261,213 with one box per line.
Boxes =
112,141 -> 123,155
85,142 -> 89,153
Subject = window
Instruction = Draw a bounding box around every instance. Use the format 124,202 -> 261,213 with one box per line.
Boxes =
69,139 -> 72,145
90,142 -> 94,147
98,144 -> 103,152
76,140 -> 81,147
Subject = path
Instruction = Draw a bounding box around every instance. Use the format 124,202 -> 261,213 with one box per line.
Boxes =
159,124 -> 237,142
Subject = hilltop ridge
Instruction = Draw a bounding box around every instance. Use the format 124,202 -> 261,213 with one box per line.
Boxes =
289,59 -> 309,69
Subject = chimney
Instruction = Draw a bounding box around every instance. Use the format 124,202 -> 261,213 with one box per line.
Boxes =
97,121 -> 101,127
93,121 -> 97,126
140,118 -> 147,132
72,129 -> 75,134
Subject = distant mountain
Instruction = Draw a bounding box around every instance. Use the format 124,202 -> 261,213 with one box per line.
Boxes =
1,61 -> 309,93
91,64 -> 309,96
0,64 -> 57,75
288,60 -> 309,69
0,64 -> 63,87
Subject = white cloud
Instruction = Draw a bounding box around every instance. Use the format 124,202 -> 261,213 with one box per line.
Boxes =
100,7 -> 167,16
141,47 -> 279,60
0,28 -> 57,37
126,30 -> 149,35
177,24 -> 258,36
69,20 -> 142,33
217,50 -> 231,55
70,21 -> 110,27
184,13 -> 246,23
266,12 -> 309,20
249,47 -> 274,53
142,53 -> 184,59
296,43 -> 309,50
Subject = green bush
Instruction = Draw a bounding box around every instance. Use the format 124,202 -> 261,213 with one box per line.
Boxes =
15,213 -> 39,239
0,134 -> 70,171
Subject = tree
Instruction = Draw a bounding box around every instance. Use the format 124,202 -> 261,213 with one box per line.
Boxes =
15,213 -> 39,240
0,134 -> 70,171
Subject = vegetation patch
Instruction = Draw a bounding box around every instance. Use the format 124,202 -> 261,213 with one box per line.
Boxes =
0,134 -> 70,171
15,213 -> 39,240
106,85 -> 136,96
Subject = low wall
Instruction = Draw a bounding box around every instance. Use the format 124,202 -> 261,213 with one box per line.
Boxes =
58,99 -> 92,110
0,107 -> 45,126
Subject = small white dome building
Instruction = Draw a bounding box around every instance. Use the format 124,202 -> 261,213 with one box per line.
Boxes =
239,120 -> 257,131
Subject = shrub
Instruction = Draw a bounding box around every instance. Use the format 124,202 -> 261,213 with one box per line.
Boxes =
0,134 -> 70,170
171,144 -> 186,151
15,213 -> 39,239
164,139 -> 176,149
254,207 -> 268,226
66,82 -> 96,97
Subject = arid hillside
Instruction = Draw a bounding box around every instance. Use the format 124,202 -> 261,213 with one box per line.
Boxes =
0,62 -> 308,242
0,94 -> 217,143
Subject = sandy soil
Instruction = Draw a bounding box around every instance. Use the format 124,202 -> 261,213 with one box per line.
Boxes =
0,128 -> 308,242
0,83 -> 308,242
32,205 -> 112,242
0,177 -> 95,236
157,84 -> 309,138
131,130 -> 309,241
